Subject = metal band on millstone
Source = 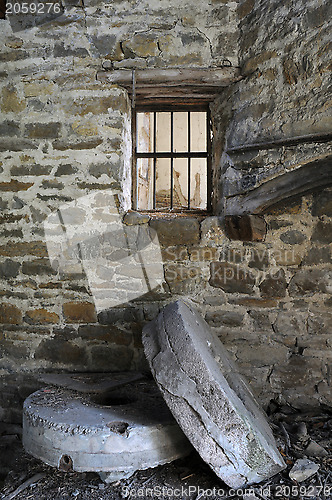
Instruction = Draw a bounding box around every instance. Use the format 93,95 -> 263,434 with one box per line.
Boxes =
142,300 -> 286,488
23,377 -> 192,483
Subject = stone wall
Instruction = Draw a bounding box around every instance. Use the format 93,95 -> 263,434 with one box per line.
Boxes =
221,0 -> 332,210
0,0 -> 331,422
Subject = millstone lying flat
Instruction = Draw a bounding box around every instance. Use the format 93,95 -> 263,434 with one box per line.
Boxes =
23,377 -> 192,483
142,300 -> 286,488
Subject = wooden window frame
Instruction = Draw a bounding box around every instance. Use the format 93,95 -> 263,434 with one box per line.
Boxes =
132,103 -> 212,214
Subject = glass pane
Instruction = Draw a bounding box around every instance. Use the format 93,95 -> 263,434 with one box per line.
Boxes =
156,112 -> 171,152
137,158 -> 154,210
173,158 -> 188,209
190,158 -> 207,209
190,112 -> 206,152
136,112 -> 154,153
155,158 -> 171,208
173,112 -> 188,153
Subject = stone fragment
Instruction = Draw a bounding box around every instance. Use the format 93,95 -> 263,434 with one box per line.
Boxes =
123,211 -> 150,225
304,440 -> 329,458
289,459 -> 319,482
23,377 -> 192,483
280,230 -> 306,245
143,300 -> 285,488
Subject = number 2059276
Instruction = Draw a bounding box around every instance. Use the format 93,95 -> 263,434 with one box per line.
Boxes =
6,2 -> 62,14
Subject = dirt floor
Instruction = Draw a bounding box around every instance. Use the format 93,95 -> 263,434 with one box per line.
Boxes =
0,404 -> 331,500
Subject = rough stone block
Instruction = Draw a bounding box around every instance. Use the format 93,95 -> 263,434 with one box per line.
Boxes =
0,180 -> 33,191
311,221 -> 332,244
88,345 -> 133,371
288,268 -> 332,296
143,300 -> 285,488
11,164 -> 53,176
25,123 -> 61,139
149,218 -> 200,246
164,264 -> 204,294
259,270 -> 287,298
0,242 -> 48,257
0,259 -> 20,278
205,310 -> 244,327
63,302 -> 97,323
280,230 -> 306,245
225,215 -> 267,242
22,258 -> 57,275
0,121 -> 20,136
200,216 -> 225,246
34,339 -> 88,365
0,303 -> 23,325
209,262 -> 256,294
24,309 -> 60,325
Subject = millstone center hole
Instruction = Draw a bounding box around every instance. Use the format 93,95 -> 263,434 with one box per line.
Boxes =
107,421 -> 129,435
59,454 -> 73,471
91,393 -> 135,407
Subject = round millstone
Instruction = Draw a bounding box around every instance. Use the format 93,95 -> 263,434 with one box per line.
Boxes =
142,300 -> 286,488
23,377 -> 192,483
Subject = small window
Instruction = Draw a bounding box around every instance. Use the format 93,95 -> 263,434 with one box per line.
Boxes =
133,107 -> 211,212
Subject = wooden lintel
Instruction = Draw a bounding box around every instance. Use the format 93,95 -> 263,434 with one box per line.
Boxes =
97,67 -> 243,88
225,155 -> 332,216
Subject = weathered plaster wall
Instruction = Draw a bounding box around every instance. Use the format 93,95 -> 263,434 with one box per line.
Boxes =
0,0 -> 331,422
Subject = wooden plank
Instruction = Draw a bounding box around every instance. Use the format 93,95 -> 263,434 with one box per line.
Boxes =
227,132 -> 332,153
97,67 -> 242,87
224,215 -> 266,241
225,155 -> 332,215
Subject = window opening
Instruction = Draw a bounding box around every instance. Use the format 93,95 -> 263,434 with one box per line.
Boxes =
134,107 -> 211,212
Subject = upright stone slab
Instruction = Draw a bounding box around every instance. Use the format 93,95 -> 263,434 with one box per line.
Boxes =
142,300 -> 286,488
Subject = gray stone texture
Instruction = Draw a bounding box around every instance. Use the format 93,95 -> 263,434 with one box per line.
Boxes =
143,300 -> 285,488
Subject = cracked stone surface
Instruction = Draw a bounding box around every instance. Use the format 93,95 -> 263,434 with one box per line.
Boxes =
23,376 -> 192,483
142,299 -> 286,488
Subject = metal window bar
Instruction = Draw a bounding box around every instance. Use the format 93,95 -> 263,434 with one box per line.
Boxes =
187,111 -> 191,209
153,111 -> 157,210
136,110 -> 210,211
170,111 -> 174,209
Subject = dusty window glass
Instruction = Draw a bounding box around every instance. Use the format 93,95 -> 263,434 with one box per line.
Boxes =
135,109 -> 210,211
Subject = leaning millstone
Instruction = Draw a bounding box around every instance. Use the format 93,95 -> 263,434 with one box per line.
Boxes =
142,300 -> 286,488
23,377 -> 192,483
